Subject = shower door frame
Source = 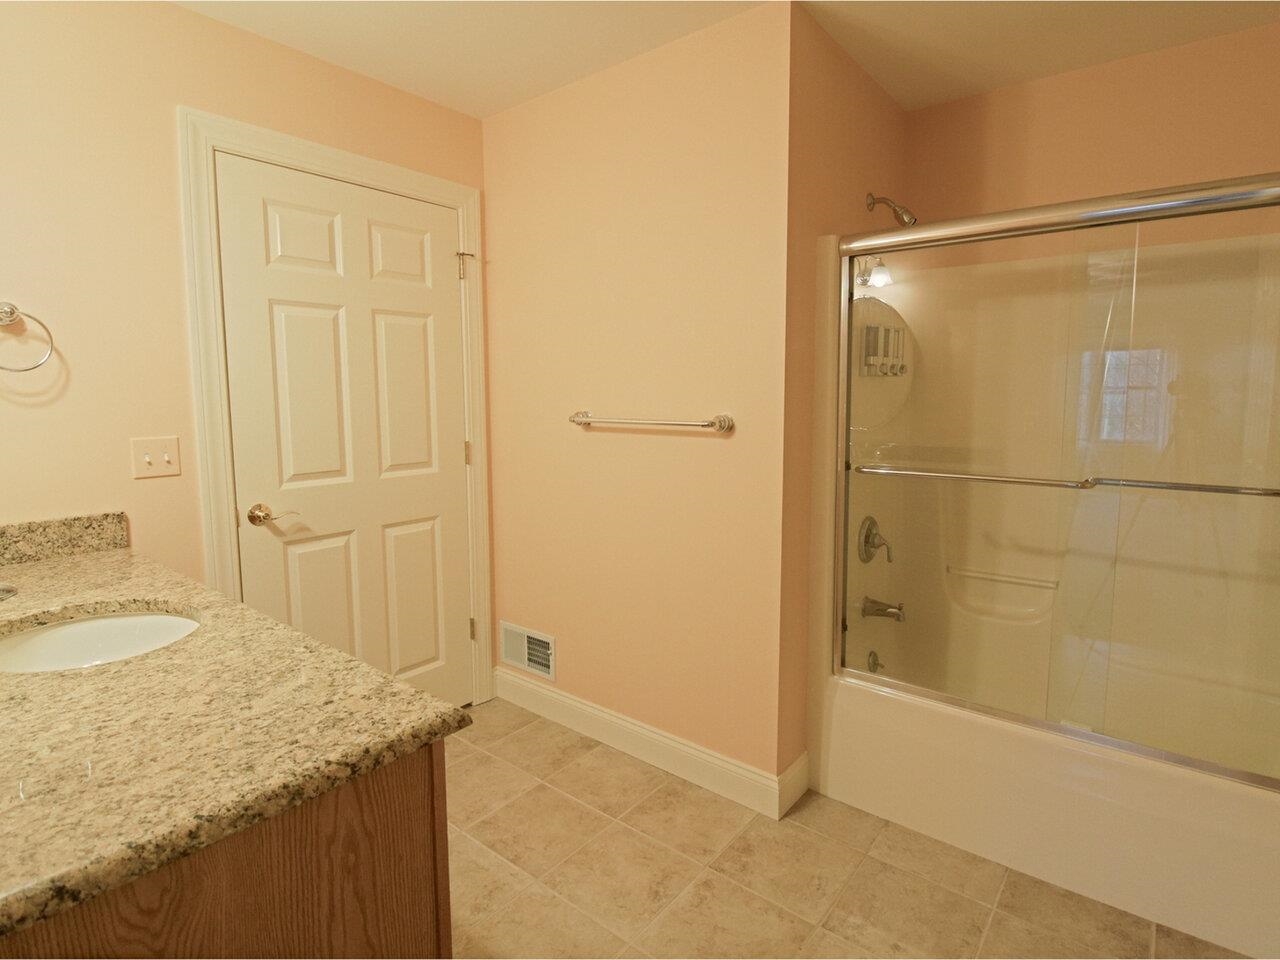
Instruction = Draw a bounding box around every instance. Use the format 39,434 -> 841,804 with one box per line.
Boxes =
832,170 -> 1280,793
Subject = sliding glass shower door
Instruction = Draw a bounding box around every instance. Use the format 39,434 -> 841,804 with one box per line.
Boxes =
840,205 -> 1280,785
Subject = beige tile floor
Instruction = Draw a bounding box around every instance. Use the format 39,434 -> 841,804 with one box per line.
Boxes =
446,699 -> 1246,960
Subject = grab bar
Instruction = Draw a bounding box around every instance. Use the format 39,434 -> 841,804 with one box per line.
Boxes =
853,464 -> 1280,498
945,565 -> 1059,590
570,411 -> 734,433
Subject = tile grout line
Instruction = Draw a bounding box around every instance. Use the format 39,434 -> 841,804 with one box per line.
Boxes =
858,850 -> 1011,915
449,713 -> 604,831
474,717 -> 603,775
525,736 -> 749,873
452,769 -> 543,832
455,715 -> 541,754
973,869 -> 1009,958
532,778 -> 718,938
799,921 -> 855,956
607,816 -> 707,874
459,717 -> 714,870
449,734 -> 619,933
626,813 -> 780,950
788,804 -> 1059,908
788,810 -> 1019,916
627,869 -> 694,953
784,802 -> 888,850
457,711 -> 811,953
535,816 -> 704,950
701,814 -> 864,928
808,850 -> 868,947
985,902 -> 1132,959
690,852 -> 819,931
447,823 -> 541,932
544,827 -> 702,949
457,739 -> 711,945
606,772 -> 676,822
533,875 -> 634,949
455,806 -> 696,954
535,789 -> 623,870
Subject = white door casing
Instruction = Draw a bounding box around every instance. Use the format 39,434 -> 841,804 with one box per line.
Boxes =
180,110 -> 492,706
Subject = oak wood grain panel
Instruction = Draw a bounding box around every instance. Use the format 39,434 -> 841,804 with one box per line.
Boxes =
1,741 -> 450,958
430,742 -> 453,959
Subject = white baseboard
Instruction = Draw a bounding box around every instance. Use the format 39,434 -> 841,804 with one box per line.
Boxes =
776,750 -> 810,816
493,667 -> 808,818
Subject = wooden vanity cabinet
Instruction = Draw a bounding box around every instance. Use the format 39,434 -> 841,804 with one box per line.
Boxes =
0,741 -> 451,958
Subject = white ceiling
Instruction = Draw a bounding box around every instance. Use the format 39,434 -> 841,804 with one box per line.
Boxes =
181,1 -> 1280,118
805,1 -> 1280,110
179,1 -> 758,118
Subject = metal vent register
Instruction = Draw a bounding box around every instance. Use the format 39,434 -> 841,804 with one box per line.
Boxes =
500,621 -> 556,680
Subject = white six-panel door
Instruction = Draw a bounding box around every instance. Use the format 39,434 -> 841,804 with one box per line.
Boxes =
215,152 -> 474,706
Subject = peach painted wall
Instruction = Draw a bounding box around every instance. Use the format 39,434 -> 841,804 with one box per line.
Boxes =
0,2 -> 481,579
906,19 -> 1280,220
483,4 -> 792,772
779,6 -> 906,769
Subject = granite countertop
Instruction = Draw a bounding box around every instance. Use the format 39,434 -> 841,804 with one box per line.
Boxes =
0,533 -> 470,937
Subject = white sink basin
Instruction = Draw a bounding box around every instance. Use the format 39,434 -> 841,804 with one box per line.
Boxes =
0,613 -> 199,673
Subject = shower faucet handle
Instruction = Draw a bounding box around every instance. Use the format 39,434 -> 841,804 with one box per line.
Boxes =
857,516 -> 893,563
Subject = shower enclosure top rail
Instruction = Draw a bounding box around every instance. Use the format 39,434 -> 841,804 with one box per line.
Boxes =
839,171 -> 1280,256
854,464 -> 1280,498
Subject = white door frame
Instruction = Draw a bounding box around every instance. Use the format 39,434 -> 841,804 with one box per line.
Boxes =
179,108 -> 494,704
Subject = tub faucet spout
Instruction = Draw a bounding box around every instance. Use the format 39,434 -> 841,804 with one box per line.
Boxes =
861,596 -> 904,622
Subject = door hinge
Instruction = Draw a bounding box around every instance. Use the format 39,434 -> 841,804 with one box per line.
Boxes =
464,440 -> 472,465
456,251 -> 476,279
469,617 -> 477,640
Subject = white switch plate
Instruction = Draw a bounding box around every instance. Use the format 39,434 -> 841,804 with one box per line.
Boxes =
131,436 -> 181,479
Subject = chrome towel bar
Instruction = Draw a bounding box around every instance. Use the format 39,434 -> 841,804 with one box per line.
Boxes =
570,411 -> 735,433
853,464 -> 1280,498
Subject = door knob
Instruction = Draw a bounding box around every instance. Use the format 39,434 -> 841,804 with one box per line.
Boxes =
246,503 -> 298,526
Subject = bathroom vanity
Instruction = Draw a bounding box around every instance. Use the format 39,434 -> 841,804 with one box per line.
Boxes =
0,514 -> 469,957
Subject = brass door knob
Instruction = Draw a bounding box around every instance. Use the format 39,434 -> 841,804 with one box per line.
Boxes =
246,503 -> 298,526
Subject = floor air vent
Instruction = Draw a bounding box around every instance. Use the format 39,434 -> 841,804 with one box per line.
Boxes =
500,621 -> 556,680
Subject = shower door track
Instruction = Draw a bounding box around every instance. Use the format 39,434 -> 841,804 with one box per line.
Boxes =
831,170 -> 1280,796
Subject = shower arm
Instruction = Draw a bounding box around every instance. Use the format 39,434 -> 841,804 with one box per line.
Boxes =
865,193 -> 918,227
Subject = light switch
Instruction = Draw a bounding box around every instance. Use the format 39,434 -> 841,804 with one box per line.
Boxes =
131,436 -> 181,479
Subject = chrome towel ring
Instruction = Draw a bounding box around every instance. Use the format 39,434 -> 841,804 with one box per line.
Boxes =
0,302 -> 55,372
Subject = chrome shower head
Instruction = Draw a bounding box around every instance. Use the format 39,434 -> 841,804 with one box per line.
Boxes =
866,193 -> 918,227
